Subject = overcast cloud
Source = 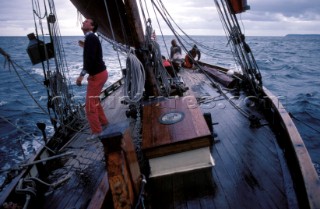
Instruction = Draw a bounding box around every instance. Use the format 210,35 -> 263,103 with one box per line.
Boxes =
1,0 -> 319,36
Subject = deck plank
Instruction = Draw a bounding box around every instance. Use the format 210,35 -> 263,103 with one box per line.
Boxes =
214,105 -> 287,208
36,67 -> 303,209
209,98 -> 286,208
172,173 -> 188,209
86,171 -> 110,209
41,85 -> 129,209
141,68 -> 294,209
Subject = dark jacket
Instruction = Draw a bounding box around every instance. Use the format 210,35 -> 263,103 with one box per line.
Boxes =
170,45 -> 182,59
83,33 -> 106,76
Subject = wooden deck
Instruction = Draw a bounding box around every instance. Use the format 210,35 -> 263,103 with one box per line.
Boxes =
40,84 -> 130,209
4,67 -> 315,209
143,68 -> 299,209
42,68 -> 300,209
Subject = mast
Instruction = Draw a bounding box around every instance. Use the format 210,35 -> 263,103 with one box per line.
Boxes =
125,0 -> 161,97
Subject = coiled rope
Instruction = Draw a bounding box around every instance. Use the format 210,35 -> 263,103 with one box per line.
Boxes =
124,52 -> 145,104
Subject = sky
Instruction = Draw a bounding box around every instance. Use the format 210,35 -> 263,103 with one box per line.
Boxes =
1,0 -> 320,37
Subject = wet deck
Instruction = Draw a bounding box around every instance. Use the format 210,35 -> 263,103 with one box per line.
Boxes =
41,84 -> 130,209
28,67 -> 299,209
143,68 -> 298,209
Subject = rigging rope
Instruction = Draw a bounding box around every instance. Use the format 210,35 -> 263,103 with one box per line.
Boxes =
0,114 -> 56,154
152,0 -> 230,59
214,0 -> 262,96
103,0 -> 117,43
141,0 -> 253,119
102,0 -> 127,71
1,51 -> 49,116
0,48 -> 86,136
30,0 -> 85,133
289,113 -> 320,134
149,0 -> 170,57
139,0 -> 148,25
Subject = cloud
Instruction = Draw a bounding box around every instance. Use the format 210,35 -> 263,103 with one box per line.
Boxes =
249,0 -> 320,19
0,0 -> 320,36
0,0 -> 80,36
239,0 -> 320,35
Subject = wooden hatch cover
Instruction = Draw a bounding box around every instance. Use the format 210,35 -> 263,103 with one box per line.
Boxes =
142,96 -> 214,177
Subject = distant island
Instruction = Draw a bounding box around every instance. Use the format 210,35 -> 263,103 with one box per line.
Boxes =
285,34 -> 320,37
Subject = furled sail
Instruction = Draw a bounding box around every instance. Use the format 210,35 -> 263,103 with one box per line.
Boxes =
70,0 -> 144,48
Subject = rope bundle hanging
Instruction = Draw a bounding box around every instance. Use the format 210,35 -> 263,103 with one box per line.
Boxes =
124,52 -> 146,104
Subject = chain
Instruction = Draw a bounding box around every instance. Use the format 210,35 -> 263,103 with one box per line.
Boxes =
131,103 -> 150,176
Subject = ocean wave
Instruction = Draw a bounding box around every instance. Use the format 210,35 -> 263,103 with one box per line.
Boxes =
1,35 -> 320,177
0,100 -> 8,106
314,163 -> 320,177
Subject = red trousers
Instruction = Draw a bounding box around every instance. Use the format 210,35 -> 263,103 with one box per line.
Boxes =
183,55 -> 193,68
85,70 -> 108,134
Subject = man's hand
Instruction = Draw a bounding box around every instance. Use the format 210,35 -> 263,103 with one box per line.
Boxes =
76,75 -> 84,86
78,40 -> 84,48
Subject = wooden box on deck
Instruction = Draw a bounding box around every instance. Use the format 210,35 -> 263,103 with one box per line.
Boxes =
142,96 -> 214,177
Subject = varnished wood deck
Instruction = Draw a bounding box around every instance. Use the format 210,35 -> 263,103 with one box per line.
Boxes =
143,68 -> 298,209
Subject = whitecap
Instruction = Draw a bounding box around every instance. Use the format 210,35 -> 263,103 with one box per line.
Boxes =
0,100 -> 8,106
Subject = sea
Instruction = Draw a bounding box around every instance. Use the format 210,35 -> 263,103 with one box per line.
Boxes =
0,35 -> 320,187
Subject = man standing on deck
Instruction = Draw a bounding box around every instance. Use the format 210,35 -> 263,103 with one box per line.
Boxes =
170,39 -> 183,70
76,18 -> 109,139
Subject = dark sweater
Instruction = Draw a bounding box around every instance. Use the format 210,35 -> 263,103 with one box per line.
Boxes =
83,33 -> 106,76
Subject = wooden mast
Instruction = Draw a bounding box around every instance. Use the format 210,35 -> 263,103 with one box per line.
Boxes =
125,0 -> 161,97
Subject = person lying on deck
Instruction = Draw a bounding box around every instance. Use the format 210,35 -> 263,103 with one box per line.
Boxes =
183,45 -> 201,69
162,55 -> 175,77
